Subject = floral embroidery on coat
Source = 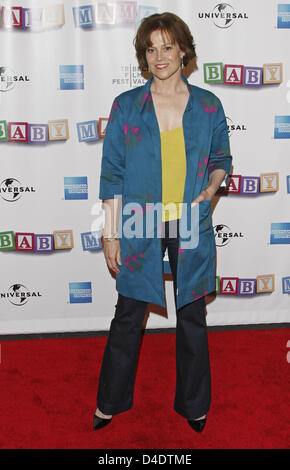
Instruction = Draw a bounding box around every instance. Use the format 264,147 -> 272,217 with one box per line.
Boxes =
108,100 -> 120,122
124,123 -> 143,151
135,92 -> 153,112
123,244 -> 146,272
200,95 -> 219,114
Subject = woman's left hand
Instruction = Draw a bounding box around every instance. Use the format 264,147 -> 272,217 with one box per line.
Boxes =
191,188 -> 214,206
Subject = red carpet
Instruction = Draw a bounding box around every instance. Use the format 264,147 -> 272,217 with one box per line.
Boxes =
0,328 -> 289,449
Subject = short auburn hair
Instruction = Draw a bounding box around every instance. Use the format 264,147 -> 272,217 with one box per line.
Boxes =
133,12 -> 196,70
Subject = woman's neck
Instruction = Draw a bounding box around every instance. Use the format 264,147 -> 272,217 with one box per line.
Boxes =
150,71 -> 187,96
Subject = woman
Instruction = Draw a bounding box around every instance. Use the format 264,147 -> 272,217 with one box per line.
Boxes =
93,12 -> 232,433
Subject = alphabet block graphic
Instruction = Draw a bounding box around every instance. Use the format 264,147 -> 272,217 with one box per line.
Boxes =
53,230 -> 74,249
34,234 -> 54,253
43,4 -> 65,27
0,231 -> 15,250
1,6 -> 23,28
238,279 -> 256,295
216,276 -> 220,294
0,121 -> 8,141
220,277 -> 239,295
73,5 -> 94,27
95,2 -> 117,24
240,176 -> 260,194
48,119 -> 69,141
28,124 -> 49,143
226,175 -> 241,193
223,65 -> 244,85
77,120 -> 98,142
260,173 -> 279,192
282,277 -> 290,294
8,122 -> 28,142
203,63 -> 223,83
98,118 -> 108,138
263,63 -> 283,84
243,67 -> 263,87
256,274 -> 275,293
15,233 -> 35,251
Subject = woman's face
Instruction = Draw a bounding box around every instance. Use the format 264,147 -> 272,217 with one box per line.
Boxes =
145,29 -> 185,80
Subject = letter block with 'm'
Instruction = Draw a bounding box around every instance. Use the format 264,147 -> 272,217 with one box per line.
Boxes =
260,172 -> 279,192
256,274 -> 275,293
203,63 -> 223,83
34,234 -> 54,253
220,277 -> 239,295
15,232 -> 35,251
282,277 -> 290,294
53,230 -> 74,249
240,176 -> 260,194
0,231 -> 15,250
223,65 -> 244,85
238,279 -> 256,295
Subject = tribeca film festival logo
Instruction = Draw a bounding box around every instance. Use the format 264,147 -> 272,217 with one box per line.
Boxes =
0,284 -> 42,306
226,116 -> 246,137
0,67 -> 30,92
198,3 -> 248,28
113,64 -> 147,87
214,224 -> 243,247
0,4 -> 65,30
59,65 -> 84,90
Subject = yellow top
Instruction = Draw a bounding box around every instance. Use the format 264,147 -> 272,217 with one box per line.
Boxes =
160,125 -> 187,222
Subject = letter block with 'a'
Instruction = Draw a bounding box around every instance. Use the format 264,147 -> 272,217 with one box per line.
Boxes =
223,65 -> 244,85
53,230 -> 74,249
8,122 -> 28,142
0,231 -> 15,250
220,277 -> 239,295
256,274 -> 275,293
226,175 -> 241,193
15,232 -> 35,251
238,278 -> 256,295
203,63 -> 224,83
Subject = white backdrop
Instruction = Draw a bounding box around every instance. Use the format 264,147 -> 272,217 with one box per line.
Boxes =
0,0 -> 289,334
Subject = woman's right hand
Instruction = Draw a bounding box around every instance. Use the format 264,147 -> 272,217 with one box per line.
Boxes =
103,239 -> 122,274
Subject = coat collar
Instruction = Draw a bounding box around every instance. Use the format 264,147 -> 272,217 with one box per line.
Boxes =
134,73 -> 194,114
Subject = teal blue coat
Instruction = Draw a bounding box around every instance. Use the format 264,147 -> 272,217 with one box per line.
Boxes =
99,74 -> 232,309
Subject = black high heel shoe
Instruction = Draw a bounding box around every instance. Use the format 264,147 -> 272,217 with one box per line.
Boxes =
187,416 -> 206,433
93,413 -> 112,430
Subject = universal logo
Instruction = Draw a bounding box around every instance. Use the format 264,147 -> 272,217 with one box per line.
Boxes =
112,64 -> 147,87
0,67 -> 30,92
226,116 -> 247,137
1,284 -> 42,306
0,178 -> 36,202
214,224 -> 244,246
198,3 -> 248,28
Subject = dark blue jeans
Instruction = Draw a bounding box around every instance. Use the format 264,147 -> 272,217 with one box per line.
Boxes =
96,219 -> 211,419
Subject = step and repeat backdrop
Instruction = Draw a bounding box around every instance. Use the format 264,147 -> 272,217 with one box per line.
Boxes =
0,0 -> 289,334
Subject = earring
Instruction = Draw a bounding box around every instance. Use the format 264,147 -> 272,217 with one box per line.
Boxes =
181,57 -> 185,70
